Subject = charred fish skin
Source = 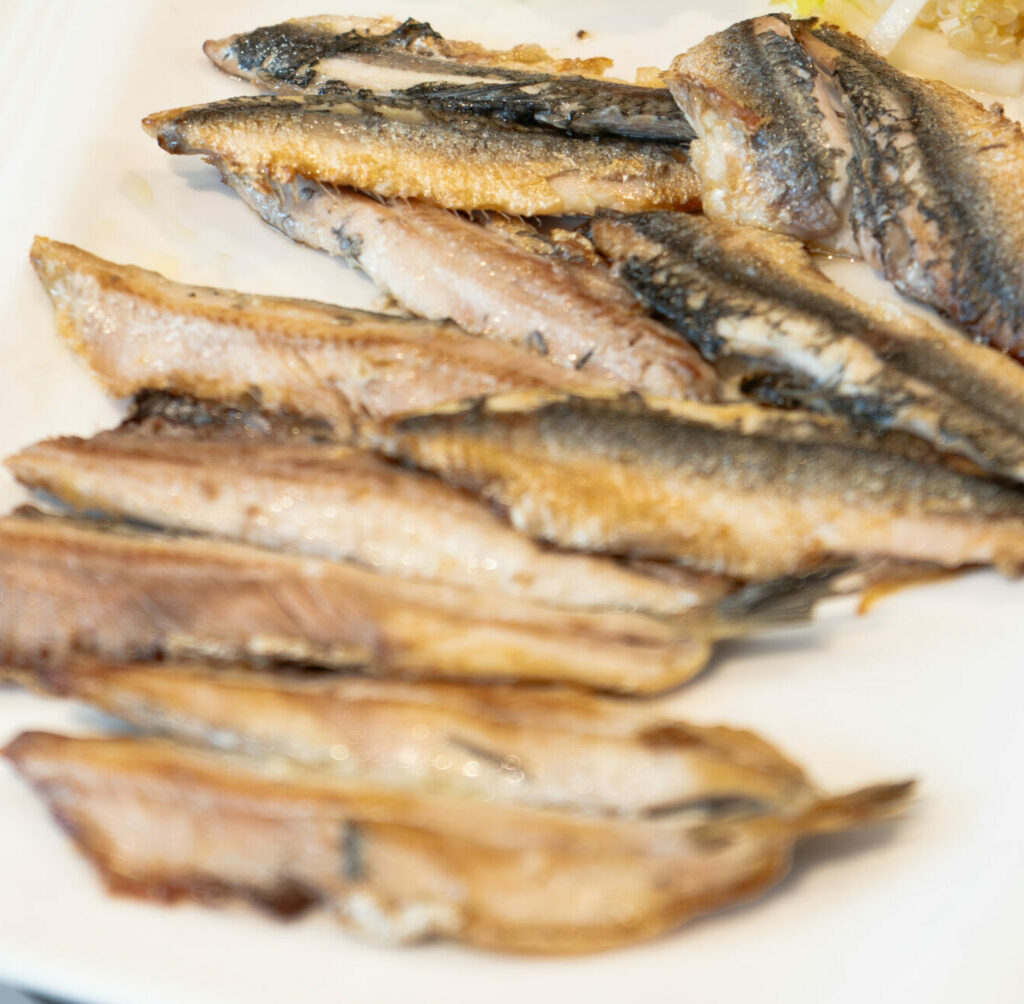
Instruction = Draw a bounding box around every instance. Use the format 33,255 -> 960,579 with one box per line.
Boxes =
204,15 -> 617,94
0,511 -> 725,694
143,93 -> 700,217
11,657 -> 815,819
798,21 -> 1024,358
29,236 -> 601,431
7,418 -> 723,617
217,171 -> 716,400
4,731 -> 913,952
589,211 -> 1024,480
371,391 -> 1024,579
666,14 -> 855,250
204,15 -> 693,144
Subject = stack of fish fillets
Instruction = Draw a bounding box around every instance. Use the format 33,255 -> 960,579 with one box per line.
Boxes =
5,12 -> 1024,952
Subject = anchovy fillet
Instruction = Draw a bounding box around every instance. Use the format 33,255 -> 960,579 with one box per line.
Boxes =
218,171 -> 716,400
30,236 -> 600,434
7,657 -> 814,818
368,390 -> 1024,579
203,16 -> 695,143
0,510 -> 809,694
7,417 -> 724,617
4,730 -> 912,951
589,211 -> 1024,480
143,92 -> 700,217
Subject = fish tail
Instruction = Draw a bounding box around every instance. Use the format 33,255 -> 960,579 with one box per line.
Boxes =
794,780 -> 916,835
709,564 -> 852,639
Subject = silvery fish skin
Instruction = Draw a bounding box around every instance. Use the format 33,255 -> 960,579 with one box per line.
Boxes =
7,418 -> 724,617
9,657 -> 813,818
589,211 -> 1024,481
143,92 -> 700,217
0,510 -> 768,694
219,170 -> 716,400
369,390 -> 1024,579
4,730 -> 912,952
204,16 -> 695,143
667,14 -> 856,252
798,21 -> 1024,358
30,237 -> 599,435
667,15 -> 1024,356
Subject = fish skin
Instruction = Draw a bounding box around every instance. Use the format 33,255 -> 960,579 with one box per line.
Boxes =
666,14 -> 856,251
9,657 -> 813,818
218,170 -> 716,400
4,730 -> 912,952
204,16 -> 694,143
368,390 -> 1024,579
797,21 -> 1024,358
29,236 -> 600,434
0,510 -> 737,694
589,210 -> 1024,481
143,92 -> 700,217
7,418 -> 724,617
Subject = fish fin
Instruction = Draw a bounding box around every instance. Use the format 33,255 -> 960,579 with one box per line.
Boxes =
710,564 -> 853,638
794,780 -> 916,835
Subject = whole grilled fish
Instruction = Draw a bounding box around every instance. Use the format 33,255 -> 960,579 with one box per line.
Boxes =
7,414 -> 725,617
368,390 -> 1024,579
203,15 -> 695,143
0,510 -> 827,694
5,730 -> 912,951
668,15 -> 1024,356
590,211 -> 1024,481
8,656 -> 815,818
217,171 -> 715,399
30,237 -> 601,434
143,92 -> 700,217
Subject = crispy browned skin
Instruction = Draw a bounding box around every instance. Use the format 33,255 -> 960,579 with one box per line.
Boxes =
7,420 -> 724,617
0,511 -> 734,694
143,92 -> 700,217
3,731 -> 912,952
590,210 -> 1024,481
10,657 -> 812,817
667,15 -> 1024,355
369,390 -> 1024,578
217,172 -> 717,400
29,237 -> 600,435
203,16 -> 694,144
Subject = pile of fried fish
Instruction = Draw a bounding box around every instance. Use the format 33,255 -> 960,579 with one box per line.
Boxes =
5,12 -> 1024,952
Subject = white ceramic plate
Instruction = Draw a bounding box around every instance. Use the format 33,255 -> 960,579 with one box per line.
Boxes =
2,2 -> 1023,1002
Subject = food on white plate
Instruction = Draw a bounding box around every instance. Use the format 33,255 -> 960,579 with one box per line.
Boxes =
669,14 -> 1024,357
3,655 -> 819,816
7,399 -> 729,617
203,15 -> 697,141
369,389 -> 1024,578
29,236 -> 608,435
590,210 -> 1024,480
142,90 -> 700,217
2,729 -> 913,952
0,508 -> 836,694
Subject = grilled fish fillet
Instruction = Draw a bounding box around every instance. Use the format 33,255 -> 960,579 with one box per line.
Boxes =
7,417 -> 724,617
30,236 -> 600,432
368,390 -> 1024,579
9,656 -> 815,818
668,15 -> 1024,355
4,730 -> 912,952
143,92 -> 700,217
0,510 -> 817,694
217,172 -> 715,400
203,16 -> 695,143
590,211 -> 1024,481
